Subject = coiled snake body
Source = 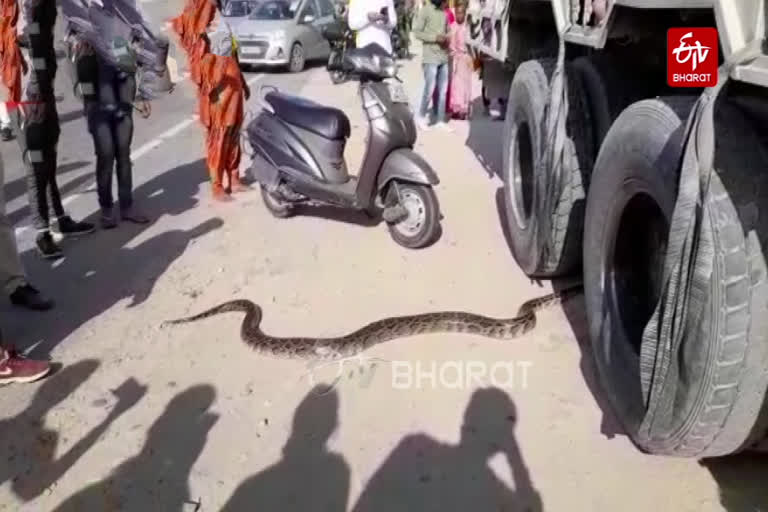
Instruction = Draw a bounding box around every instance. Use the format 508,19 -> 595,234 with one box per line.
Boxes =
161,288 -> 580,360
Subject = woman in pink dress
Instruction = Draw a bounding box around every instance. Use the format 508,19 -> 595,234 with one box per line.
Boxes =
447,4 -> 472,119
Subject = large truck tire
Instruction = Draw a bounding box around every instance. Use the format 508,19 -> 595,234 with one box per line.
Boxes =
571,55 -> 653,155
501,58 -> 595,277
583,96 -> 768,457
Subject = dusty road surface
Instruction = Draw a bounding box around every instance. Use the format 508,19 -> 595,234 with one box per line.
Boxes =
1,10 -> 767,511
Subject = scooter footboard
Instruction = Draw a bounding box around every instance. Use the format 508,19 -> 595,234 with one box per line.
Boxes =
376,149 -> 440,192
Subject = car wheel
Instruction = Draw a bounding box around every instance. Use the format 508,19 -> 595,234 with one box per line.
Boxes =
288,43 -> 305,73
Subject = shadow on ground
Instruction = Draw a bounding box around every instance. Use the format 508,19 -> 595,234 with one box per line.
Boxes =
0,360 -> 146,502
51,384 -> 217,511
2,160 -> 90,208
702,453 -> 768,511
2,158 -> 220,356
465,97 -> 504,179
351,387 -> 542,511
221,385 -> 351,511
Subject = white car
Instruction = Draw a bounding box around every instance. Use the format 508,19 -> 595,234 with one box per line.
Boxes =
233,0 -> 336,72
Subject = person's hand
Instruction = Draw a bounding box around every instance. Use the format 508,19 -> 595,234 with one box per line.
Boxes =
135,100 -> 152,119
435,34 -> 448,44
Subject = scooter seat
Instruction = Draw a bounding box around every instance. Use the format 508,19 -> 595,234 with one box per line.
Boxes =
265,91 -> 351,140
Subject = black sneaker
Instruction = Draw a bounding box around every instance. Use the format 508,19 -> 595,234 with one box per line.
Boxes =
55,216 -> 95,237
36,232 -> 63,260
10,284 -> 54,311
0,127 -> 12,141
121,206 -> 149,224
101,208 -> 118,229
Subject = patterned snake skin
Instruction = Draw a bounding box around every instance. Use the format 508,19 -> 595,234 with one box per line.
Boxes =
161,288 -> 581,360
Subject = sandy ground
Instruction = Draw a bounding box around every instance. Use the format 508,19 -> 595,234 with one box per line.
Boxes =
1,26 -> 767,512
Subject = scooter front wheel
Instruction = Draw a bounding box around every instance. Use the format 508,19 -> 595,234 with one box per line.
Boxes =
261,186 -> 294,218
386,183 -> 441,249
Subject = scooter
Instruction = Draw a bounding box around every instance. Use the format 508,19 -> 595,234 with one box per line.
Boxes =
321,18 -> 355,84
246,44 -> 441,249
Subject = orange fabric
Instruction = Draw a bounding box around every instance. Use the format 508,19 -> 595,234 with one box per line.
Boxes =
189,36 -> 209,86
0,0 -> 21,102
199,53 -> 246,185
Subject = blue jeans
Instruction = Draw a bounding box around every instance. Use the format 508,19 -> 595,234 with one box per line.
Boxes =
419,62 -> 449,123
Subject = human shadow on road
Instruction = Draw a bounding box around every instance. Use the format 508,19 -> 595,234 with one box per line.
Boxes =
2,160 -> 90,207
701,453 -> 768,512
2,159 -> 221,355
0,360 -> 147,502
51,384 -> 218,512
465,97 -> 503,179
221,386 -> 350,512
351,387 -> 543,512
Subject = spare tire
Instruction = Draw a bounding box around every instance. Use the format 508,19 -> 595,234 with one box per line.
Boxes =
583,96 -> 768,457
501,58 -> 594,277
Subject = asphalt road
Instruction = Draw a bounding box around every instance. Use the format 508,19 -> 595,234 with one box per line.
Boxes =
0,0 -> 316,254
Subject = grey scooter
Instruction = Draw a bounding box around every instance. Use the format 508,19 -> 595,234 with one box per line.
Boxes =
246,44 -> 441,249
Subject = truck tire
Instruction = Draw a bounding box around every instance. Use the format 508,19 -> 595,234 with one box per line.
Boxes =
583,96 -> 768,457
501,58 -> 594,277
571,55 -> 652,156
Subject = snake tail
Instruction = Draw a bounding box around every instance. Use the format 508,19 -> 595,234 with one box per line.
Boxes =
161,299 -> 258,327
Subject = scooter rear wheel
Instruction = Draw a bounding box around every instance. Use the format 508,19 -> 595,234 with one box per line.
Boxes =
261,186 -> 294,218
386,183 -> 440,249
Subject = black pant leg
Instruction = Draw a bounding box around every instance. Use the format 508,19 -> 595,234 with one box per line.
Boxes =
86,103 -> 117,210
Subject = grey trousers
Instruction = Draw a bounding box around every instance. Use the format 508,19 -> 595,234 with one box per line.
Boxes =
0,153 -> 27,294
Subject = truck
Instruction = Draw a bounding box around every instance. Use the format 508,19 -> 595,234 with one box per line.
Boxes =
465,0 -> 768,458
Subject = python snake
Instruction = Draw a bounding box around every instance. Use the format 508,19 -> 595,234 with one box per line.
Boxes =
160,287 -> 580,360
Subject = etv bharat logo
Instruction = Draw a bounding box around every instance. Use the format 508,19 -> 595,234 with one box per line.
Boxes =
667,28 -> 718,87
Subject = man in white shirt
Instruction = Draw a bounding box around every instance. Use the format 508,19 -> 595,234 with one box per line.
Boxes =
348,0 -> 397,54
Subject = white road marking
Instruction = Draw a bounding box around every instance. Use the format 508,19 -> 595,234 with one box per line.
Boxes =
14,74 -> 265,236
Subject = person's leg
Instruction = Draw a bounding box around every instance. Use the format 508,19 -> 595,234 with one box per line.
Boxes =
0,153 -> 53,310
0,103 -> 13,141
88,106 -> 118,228
418,63 -> 437,127
208,128 -> 232,201
434,62 -> 451,130
114,74 -> 148,223
16,101 -> 61,258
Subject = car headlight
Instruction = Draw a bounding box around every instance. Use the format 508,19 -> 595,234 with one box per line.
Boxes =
270,30 -> 286,42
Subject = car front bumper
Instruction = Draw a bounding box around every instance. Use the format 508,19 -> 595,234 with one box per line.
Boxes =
237,39 -> 290,66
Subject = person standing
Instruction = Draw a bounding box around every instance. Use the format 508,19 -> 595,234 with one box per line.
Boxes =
198,33 -> 251,200
413,0 -> 450,131
0,152 -> 54,312
447,2 -> 471,119
14,0 -> 94,259
65,11 -> 154,230
348,0 -> 397,54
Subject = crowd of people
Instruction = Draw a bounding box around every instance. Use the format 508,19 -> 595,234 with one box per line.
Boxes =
0,0 -> 247,386
0,0 -> 486,386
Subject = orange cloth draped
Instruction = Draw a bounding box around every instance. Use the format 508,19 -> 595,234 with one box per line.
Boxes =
0,0 -> 22,102
199,54 -> 246,185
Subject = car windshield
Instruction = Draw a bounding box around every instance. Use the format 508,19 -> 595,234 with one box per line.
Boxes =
223,1 -> 250,17
248,0 -> 297,20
